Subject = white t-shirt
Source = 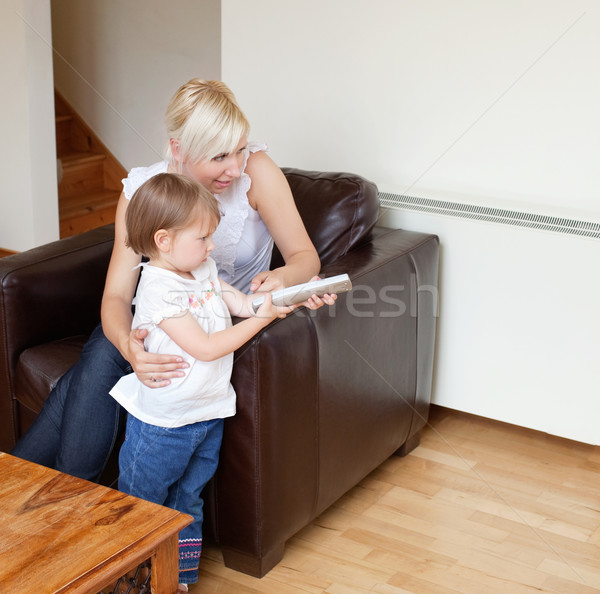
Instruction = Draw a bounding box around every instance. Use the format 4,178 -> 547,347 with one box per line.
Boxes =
109,258 -> 236,428
122,142 -> 274,294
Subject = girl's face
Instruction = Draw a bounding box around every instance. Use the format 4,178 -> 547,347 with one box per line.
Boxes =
162,214 -> 216,276
180,135 -> 248,195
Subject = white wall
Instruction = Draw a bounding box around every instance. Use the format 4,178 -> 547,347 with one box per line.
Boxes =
222,0 -> 600,444
51,0 -> 221,171
223,0 -> 599,219
379,208 -> 600,445
0,0 -> 58,251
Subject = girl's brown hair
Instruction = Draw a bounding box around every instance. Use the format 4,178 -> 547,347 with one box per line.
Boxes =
125,173 -> 220,258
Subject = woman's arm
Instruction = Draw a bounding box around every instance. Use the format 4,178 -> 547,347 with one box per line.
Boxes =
101,192 -> 189,386
101,193 -> 141,356
245,151 -> 321,293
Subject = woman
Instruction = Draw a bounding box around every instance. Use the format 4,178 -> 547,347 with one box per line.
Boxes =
11,79 -> 321,482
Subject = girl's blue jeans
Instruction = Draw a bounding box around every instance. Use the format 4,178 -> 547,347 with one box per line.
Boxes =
11,324 -> 129,483
118,414 -> 224,586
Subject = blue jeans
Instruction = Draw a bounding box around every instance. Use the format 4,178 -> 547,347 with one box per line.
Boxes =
118,414 -> 224,586
11,324 -> 129,483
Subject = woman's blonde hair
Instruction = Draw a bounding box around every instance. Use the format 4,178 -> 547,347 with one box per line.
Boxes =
125,173 -> 221,259
164,78 -> 250,168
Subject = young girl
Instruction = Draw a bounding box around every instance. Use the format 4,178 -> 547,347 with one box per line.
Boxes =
111,173 -> 330,591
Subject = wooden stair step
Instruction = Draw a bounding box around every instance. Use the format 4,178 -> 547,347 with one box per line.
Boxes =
60,150 -> 106,166
59,189 -> 120,238
58,151 -> 106,198
54,90 -> 128,238
59,188 -> 120,218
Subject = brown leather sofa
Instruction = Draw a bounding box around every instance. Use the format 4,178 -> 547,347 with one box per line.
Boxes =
0,168 -> 439,577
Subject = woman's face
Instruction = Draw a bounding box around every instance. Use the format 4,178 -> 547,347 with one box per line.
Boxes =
181,135 -> 248,195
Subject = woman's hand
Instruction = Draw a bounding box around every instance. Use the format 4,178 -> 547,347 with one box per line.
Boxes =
301,276 -> 338,310
303,292 -> 337,310
249,269 -> 287,293
128,328 -> 189,388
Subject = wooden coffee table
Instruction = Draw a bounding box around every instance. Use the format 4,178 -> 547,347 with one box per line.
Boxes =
0,452 -> 192,593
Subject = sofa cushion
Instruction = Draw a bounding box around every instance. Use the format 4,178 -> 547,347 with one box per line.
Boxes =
15,336 -> 87,413
273,169 -> 379,269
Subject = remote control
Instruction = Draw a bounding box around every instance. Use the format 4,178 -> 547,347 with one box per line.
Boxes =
252,274 -> 352,312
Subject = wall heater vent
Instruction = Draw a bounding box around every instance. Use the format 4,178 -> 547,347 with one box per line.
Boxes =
378,192 -> 600,240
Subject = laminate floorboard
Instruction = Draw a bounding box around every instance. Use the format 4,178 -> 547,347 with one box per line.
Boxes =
190,405 -> 600,593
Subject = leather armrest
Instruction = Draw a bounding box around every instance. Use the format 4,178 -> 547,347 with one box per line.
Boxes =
209,226 -> 439,573
0,224 -> 114,450
0,225 -> 114,359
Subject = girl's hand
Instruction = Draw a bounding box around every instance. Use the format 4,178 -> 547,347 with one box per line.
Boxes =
128,328 -> 189,388
254,292 -> 294,320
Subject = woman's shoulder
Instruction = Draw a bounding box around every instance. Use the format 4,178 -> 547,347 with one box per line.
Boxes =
242,142 -> 269,179
244,147 -> 286,189
244,145 -> 280,176
122,161 -> 168,200
247,141 -> 268,155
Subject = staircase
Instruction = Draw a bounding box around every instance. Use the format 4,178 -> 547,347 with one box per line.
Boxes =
55,92 -> 126,238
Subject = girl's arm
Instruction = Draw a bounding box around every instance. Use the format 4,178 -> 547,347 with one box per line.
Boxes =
245,151 -> 321,293
218,278 -> 336,318
158,291 -> 290,362
101,192 -> 189,386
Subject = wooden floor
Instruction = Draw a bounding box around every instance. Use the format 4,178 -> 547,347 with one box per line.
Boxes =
191,405 -> 600,593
